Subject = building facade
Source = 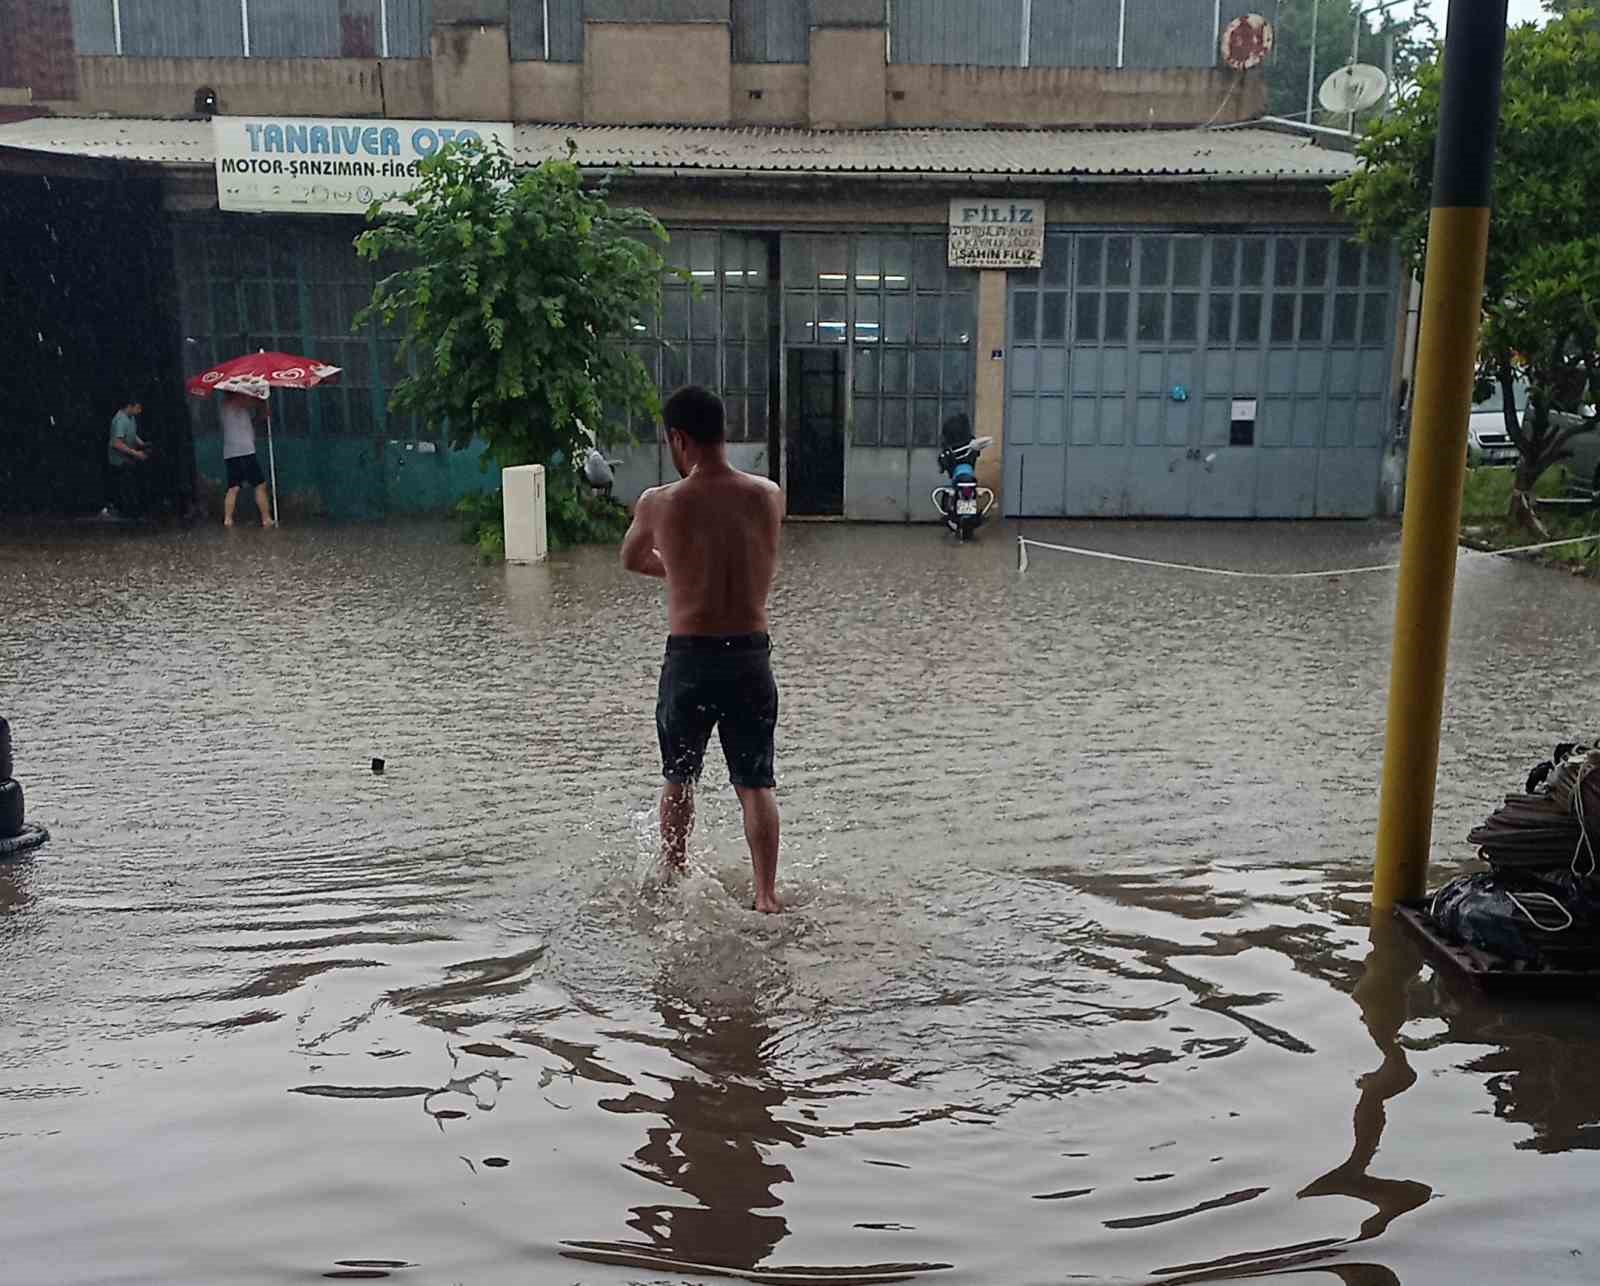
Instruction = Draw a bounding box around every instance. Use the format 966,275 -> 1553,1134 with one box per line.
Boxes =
0,1 -> 1395,522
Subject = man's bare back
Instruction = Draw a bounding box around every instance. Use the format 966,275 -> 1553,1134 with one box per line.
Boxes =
629,467 -> 783,636
622,385 -> 786,913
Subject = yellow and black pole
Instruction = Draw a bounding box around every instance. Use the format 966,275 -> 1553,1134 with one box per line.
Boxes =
1372,0 -> 1510,914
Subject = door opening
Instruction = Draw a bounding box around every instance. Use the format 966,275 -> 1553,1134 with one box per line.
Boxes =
784,348 -> 845,516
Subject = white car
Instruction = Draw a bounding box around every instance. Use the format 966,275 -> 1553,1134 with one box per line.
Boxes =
1467,382 -> 1523,468
1464,378 -> 1600,488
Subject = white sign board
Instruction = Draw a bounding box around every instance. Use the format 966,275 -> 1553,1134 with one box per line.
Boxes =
948,198 -> 1046,270
215,116 -> 514,215
1231,399 -> 1258,421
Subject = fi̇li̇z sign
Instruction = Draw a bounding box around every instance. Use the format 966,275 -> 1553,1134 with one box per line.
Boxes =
947,199 -> 1046,270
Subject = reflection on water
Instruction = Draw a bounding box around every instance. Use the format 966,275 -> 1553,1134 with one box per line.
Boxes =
597,993 -> 798,1272
2,518 -> 1600,1284
1298,923 -> 1430,1247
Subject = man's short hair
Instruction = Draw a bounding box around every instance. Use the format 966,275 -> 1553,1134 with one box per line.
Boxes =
663,385 -> 725,446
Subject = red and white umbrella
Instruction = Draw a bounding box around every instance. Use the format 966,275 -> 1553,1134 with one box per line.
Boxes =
186,351 -> 342,525
186,351 -> 342,400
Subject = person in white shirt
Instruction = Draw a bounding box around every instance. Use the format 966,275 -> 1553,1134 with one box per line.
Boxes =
219,393 -> 273,528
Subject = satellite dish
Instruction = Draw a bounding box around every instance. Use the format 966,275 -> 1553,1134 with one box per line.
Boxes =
1221,14 -> 1275,71
1319,64 -> 1389,115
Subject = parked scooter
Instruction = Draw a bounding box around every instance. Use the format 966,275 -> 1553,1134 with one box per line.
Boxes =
581,446 -> 623,498
931,413 -> 995,541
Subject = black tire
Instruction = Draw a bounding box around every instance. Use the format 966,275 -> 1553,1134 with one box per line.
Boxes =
0,778 -> 22,840
0,823 -> 48,860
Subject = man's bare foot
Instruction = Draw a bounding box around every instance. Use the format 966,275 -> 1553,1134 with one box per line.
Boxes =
261,517 -> 275,529
754,892 -> 782,914
223,519 -> 234,528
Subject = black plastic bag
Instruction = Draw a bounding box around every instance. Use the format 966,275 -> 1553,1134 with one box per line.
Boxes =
1432,869 -> 1600,967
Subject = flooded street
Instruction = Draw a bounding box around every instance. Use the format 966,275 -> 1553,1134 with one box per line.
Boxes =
3,518 -> 1599,1286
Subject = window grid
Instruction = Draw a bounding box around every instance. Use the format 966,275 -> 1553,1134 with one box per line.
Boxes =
1009,232 -> 1391,356
634,230 -> 772,445
84,0 -> 431,58
174,218 -> 419,441
892,0 -> 1260,70
1008,230 -> 1393,455
781,232 -> 975,449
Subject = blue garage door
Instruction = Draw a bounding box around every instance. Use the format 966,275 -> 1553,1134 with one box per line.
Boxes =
1005,231 -> 1396,518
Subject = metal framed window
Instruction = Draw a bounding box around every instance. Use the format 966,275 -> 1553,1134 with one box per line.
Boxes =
890,0 -> 1027,67
889,0 -> 1255,70
511,0 -> 582,61
779,231 -> 974,450
631,231 -> 773,445
78,0 -> 417,58
173,218 -> 419,442
733,0 -> 808,63
1007,229 -> 1393,455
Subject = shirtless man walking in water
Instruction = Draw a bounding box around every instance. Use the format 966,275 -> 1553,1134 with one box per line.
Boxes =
622,386 -> 786,913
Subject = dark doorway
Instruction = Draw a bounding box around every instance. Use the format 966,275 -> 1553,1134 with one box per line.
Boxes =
785,348 -> 844,517
0,170 -> 188,517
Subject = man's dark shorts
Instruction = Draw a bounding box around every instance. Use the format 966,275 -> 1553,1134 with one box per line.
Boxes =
225,453 -> 266,490
657,633 -> 778,790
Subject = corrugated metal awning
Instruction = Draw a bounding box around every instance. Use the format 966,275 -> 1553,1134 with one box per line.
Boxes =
0,117 -> 1356,184
516,124 -> 1356,182
0,116 -> 208,166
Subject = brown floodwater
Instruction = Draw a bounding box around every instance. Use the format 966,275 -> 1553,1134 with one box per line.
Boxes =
1,517 -> 1598,1286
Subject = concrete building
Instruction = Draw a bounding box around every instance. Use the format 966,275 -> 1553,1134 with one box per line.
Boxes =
0,1 -> 1393,521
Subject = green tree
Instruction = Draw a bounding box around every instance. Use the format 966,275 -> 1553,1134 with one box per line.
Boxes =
1262,0 -> 1436,127
356,140 -> 668,474
1333,10 -> 1600,529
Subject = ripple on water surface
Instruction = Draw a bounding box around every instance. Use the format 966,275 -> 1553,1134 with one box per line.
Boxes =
2,520 -> 1599,1285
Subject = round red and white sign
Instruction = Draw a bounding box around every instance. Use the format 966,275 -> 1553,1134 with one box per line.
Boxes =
1222,15 -> 1275,71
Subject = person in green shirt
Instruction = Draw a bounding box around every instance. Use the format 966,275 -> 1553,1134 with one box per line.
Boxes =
104,400 -> 150,517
